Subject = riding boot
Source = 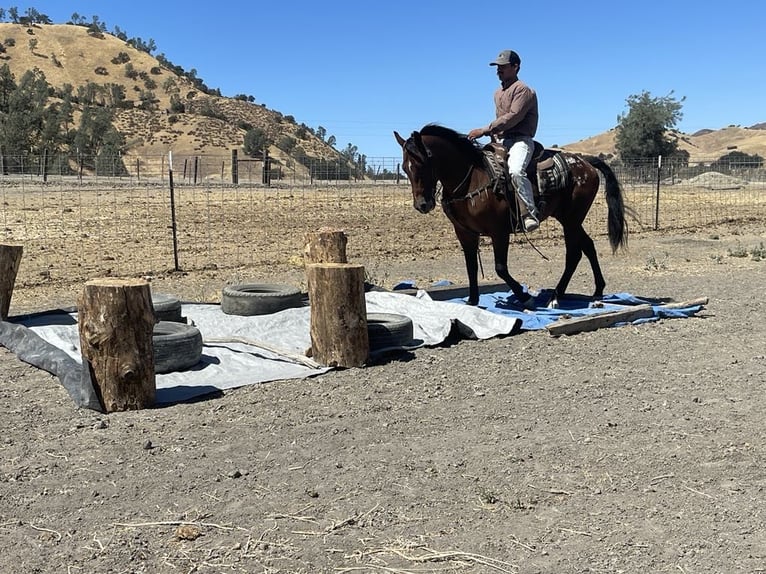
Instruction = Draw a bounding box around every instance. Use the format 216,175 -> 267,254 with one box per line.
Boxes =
515,175 -> 539,232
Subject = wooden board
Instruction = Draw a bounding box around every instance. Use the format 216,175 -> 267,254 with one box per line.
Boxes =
546,297 -> 708,337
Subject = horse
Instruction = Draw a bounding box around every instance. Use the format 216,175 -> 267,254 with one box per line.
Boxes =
394,124 -> 627,308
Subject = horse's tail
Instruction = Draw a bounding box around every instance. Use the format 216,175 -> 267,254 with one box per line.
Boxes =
584,156 -> 628,253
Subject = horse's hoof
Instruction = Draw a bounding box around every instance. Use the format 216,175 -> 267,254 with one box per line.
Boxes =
521,295 -> 536,311
467,298 -> 479,306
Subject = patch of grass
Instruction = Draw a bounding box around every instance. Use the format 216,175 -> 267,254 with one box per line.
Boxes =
750,242 -> 766,261
478,488 -> 500,505
726,241 -> 766,261
727,244 -> 749,258
644,252 -> 669,271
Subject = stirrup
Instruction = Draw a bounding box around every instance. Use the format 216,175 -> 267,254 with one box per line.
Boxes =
523,215 -> 539,232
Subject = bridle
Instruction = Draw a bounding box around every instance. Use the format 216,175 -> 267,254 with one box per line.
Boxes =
403,134 -> 439,205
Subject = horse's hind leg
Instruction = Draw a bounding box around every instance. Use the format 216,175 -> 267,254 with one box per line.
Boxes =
555,225 -> 585,302
556,225 -> 606,301
581,230 -> 606,298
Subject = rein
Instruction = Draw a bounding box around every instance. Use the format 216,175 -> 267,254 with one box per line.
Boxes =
442,166 -> 500,206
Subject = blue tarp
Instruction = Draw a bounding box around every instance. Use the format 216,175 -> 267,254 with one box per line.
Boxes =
448,289 -> 705,331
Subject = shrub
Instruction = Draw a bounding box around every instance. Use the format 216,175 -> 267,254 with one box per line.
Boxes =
111,52 -> 130,65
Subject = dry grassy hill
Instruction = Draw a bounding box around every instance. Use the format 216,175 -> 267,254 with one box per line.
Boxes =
0,22 -> 340,169
1,21 -> 762,167
563,125 -> 766,163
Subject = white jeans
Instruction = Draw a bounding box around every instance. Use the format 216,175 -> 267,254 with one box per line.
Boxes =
503,135 -> 537,219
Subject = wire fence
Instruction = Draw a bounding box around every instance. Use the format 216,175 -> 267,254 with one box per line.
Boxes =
2,154 -> 765,291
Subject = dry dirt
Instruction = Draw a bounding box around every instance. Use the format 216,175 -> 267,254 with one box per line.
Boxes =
2,221 -> 766,574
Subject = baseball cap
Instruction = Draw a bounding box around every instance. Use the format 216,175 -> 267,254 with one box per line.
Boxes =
489,50 -> 521,66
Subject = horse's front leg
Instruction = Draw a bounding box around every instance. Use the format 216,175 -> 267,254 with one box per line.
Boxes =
491,235 -> 535,310
456,229 -> 481,305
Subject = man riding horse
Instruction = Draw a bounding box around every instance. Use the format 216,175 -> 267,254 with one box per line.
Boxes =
468,49 -> 540,233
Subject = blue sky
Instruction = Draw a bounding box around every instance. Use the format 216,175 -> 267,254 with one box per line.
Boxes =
8,1 -> 766,159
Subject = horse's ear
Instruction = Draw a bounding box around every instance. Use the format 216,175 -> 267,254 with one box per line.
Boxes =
393,131 -> 406,147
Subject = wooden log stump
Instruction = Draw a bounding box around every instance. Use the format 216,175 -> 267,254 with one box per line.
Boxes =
0,244 -> 23,320
307,263 -> 368,367
304,227 -> 348,264
78,278 -> 157,412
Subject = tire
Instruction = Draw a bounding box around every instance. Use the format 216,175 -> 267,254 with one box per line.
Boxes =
152,293 -> 184,323
367,313 -> 414,350
221,283 -> 303,316
153,321 -> 203,374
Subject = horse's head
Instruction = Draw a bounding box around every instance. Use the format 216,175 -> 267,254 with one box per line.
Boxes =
394,130 -> 437,214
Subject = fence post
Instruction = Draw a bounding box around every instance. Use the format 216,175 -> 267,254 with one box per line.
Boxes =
168,151 -> 180,271
654,155 -> 662,230
231,149 -> 238,184
262,149 -> 270,185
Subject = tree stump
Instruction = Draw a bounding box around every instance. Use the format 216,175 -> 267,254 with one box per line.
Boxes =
304,228 -> 348,264
0,244 -> 23,320
307,263 -> 368,367
78,278 -> 157,412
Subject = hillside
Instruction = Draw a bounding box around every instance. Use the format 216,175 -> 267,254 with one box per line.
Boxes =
1,21 -> 762,168
562,125 -> 766,163
0,22 -> 341,170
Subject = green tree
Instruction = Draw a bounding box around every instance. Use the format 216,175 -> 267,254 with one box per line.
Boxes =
340,143 -> 358,162
244,127 -> 270,157
615,91 -> 685,163
0,64 -> 17,111
73,107 -> 124,159
8,68 -> 50,150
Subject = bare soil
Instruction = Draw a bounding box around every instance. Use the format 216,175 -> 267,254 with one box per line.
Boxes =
2,221 -> 766,574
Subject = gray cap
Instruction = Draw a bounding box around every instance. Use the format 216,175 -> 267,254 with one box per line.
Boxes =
489,50 -> 521,66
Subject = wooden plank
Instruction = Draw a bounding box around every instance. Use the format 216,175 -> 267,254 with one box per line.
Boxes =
546,304 -> 655,337
545,297 -> 707,337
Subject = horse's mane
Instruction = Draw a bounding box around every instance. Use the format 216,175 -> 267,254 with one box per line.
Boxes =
420,124 -> 485,166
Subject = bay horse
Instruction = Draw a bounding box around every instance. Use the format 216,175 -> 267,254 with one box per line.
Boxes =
394,124 -> 627,308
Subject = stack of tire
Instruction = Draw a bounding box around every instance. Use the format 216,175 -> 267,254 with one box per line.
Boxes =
151,294 -> 202,374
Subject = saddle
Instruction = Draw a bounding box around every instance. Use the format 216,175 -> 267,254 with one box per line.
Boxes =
482,141 -> 571,211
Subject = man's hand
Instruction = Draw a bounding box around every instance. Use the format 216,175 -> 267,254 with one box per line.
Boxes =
467,128 -> 487,141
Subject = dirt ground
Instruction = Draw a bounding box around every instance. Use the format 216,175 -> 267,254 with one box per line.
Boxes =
2,221 -> 766,574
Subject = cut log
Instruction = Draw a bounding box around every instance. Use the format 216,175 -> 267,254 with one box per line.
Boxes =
307,262 -> 368,367
78,278 -> 156,412
546,304 -> 655,337
304,228 -> 348,264
658,297 -> 708,309
0,244 -> 23,320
